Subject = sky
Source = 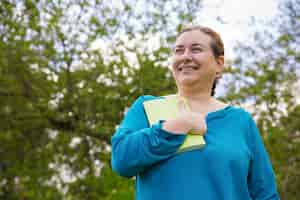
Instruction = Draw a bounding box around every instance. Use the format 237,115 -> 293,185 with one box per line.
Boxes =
198,0 -> 299,104
196,0 -> 279,59
91,0 -> 280,67
58,0 -> 299,184
89,0 -> 281,98
191,0 -> 281,98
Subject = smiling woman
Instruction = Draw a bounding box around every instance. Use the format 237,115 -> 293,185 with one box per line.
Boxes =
111,25 -> 280,200
172,26 -> 224,97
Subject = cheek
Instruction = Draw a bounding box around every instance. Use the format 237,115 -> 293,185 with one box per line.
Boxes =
171,57 -> 180,70
170,66 -> 178,78
192,54 -> 206,62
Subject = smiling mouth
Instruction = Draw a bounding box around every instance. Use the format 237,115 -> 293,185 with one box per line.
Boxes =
178,65 -> 200,71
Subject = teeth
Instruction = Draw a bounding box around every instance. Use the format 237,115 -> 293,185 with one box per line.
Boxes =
178,66 -> 199,71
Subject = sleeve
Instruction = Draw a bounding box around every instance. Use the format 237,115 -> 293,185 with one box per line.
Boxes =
111,96 -> 187,178
246,115 -> 280,200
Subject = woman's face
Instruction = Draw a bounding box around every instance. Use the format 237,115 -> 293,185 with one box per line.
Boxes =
171,30 -> 224,88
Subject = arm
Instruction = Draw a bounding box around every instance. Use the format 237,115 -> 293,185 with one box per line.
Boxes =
111,96 -> 186,178
247,115 -> 280,200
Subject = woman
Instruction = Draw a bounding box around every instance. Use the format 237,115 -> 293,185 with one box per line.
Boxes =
111,26 -> 280,200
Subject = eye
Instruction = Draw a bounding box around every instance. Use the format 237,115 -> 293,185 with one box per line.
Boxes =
174,48 -> 184,54
191,48 -> 202,53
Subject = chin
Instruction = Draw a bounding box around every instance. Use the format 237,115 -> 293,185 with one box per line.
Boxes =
178,77 -> 198,86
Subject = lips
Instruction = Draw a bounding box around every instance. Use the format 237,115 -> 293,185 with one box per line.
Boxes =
178,65 -> 200,71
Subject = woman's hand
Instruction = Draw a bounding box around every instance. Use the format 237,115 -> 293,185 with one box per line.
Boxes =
161,99 -> 207,135
177,111 -> 207,135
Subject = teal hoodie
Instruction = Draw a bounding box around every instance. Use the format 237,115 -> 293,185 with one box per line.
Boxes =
111,95 -> 280,200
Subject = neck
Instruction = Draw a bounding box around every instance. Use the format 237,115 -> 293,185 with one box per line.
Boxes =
177,85 -> 213,104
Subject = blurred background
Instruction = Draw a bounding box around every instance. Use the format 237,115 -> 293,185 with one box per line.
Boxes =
0,0 -> 299,199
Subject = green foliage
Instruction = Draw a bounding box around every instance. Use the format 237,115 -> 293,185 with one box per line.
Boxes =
1,0 -> 299,199
0,0 -> 200,199
224,0 -> 300,199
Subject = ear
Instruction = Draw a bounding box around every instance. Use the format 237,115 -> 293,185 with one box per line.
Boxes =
215,56 -> 224,79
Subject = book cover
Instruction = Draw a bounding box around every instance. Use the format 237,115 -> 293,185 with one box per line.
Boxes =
143,95 -> 205,153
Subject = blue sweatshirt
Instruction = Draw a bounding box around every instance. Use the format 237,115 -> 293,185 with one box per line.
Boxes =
111,95 -> 280,200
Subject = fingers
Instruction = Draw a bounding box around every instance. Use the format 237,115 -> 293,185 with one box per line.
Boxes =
176,97 -> 207,136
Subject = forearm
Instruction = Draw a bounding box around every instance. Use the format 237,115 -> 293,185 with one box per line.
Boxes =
111,122 -> 186,178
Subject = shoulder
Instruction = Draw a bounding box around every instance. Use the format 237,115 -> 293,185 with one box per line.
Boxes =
229,105 -> 261,136
226,106 -> 260,141
225,105 -> 254,123
214,99 -> 251,119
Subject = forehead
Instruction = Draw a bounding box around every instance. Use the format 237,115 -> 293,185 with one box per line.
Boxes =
175,30 -> 212,47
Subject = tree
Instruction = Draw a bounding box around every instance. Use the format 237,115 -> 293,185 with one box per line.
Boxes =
0,0 -> 203,198
224,0 -> 300,199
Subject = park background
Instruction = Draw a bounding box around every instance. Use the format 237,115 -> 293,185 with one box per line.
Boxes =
0,0 -> 299,199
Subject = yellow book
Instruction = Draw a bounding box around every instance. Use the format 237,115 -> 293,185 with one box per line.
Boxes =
143,95 -> 205,153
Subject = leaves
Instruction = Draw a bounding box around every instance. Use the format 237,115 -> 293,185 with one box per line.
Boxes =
1,0 -> 299,199
225,0 -> 300,199
0,0 -> 201,198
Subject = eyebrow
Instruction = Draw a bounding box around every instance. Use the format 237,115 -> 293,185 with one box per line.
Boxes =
174,43 -> 206,48
191,43 -> 205,47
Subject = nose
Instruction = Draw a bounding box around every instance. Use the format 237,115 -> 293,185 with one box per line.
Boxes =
182,48 -> 192,62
